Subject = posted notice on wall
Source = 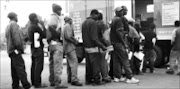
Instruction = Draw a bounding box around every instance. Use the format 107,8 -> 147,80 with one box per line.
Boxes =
162,1 -> 179,26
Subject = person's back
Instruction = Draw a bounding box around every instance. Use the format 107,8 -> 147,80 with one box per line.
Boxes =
143,30 -> 156,50
166,20 -> 180,75
142,23 -> 157,73
110,16 -> 121,44
82,17 -> 97,48
172,27 -> 180,51
6,21 -> 24,54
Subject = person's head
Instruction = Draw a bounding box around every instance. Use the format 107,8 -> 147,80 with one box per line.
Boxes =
149,23 -> 156,31
174,20 -> 180,27
121,6 -> 128,16
8,12 -> 18,22
128,17 -> 135,26
114,7 -> 123,17
97,12 -> 103,21
64,16 -> 72,25
29,13 -> 39,24
90,9 -> 99,20
52,4 -> 62,16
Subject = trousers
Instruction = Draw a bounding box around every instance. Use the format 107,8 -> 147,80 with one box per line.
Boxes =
113,43 -> 133,79
85,52 -> 101,83
49,42 -> 64,86
31,47 -> 44,86
9,52 -> 31,89
66,50 -> 79,82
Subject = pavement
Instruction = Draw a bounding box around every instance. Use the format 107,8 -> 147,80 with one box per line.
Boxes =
0,46 -> 180,89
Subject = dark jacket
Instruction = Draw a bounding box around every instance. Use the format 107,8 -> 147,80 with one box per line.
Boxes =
82,17 -> 106,50
143,30 -> 157,50
5,20 -> 24,55
110,16 -> 128,47
172,28 -> 180,51
28,22 -> 45,49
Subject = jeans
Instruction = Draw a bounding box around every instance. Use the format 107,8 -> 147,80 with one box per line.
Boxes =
143,49 -> 156,72
66,50 -> 79,83
113,43 -> 133,79
100,53 -> 109,79
169,50 -> 180,72
49,42 -> 63,86
85,52 -> 101,83
31,47 -> 44,86
9,53 -> 31,89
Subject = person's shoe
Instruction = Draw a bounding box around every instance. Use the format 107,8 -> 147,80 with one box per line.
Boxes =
166,69 -> 174,74
150,70 -> 154,73
138,72 -> 144,75
85,80 -> 94,85
119,77 -> 126,82
55,84 -> 68,89
126,77 -> 139,84
71,81 -> 83,86
176,72 -> 180,75
14,86 -> 24,89
26,87 -> 34,89
102,78 -> 111,83
142,70 -> 146,73
113,77 -> 120,82
50,83 -> 55,86
68,80 -> 71,83
93,81 -> 106,86
34,84 -> 47,88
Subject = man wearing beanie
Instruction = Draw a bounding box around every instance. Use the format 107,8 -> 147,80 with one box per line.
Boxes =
5,12 -> 32,89
63,17 -> 83,86
46,4 -> 68,88
28,13 -> 47,88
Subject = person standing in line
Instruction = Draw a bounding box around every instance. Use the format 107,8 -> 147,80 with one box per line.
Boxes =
63,16 -> 83,86
82,9 -> 107,85
142,23 -> 157,73
46,4 -> 68,88
110,6 -> 139,84
97,12 -> 111,83
6,12 -> 32,89
166,20 -> 180,75
127,18 -> 142,75
28,13 -> 47,88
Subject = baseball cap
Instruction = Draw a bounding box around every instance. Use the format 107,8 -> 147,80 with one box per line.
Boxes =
114,7 -> 123,12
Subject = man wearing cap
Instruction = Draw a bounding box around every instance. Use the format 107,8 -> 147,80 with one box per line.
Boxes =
46,3 -> 68,88
63,16 -> 83,86
110,6 -> 139,83
82,9 -> 107,85
6,12 -> 32,89
28,13 -> 47,88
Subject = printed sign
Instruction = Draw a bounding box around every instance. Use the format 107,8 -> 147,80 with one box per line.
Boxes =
162,1 -> 179,26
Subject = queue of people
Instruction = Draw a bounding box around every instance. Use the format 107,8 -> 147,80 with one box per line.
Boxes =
5,3 -> 180,89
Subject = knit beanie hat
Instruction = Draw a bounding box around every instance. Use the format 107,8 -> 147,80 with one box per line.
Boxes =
52,4 -> 62,12
7,12 -> 17,20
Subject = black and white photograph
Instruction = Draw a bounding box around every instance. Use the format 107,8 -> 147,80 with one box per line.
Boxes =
0,0 -> 180,89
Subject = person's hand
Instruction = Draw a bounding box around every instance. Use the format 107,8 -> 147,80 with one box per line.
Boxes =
102,46 -> 107,51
